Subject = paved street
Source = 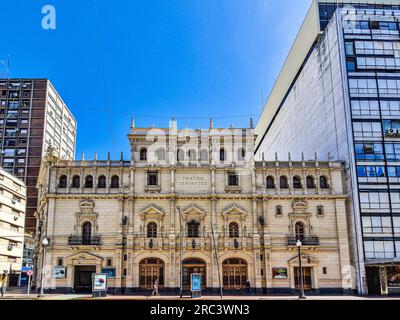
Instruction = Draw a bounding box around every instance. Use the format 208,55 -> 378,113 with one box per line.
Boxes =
1,293 -> 400,300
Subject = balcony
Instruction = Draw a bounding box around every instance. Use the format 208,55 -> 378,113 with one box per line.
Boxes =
144,185 -> 161,193
68,235 -> 101,246
225,185 -> 242,193
287,237 -> 320,247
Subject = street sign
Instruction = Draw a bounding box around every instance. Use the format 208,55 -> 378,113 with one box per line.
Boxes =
191,273 -> 202,299
26,270 -> 33,277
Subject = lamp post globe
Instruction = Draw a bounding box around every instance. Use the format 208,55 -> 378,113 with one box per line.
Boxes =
42,237 -> 49,247
38,237 -> 49,297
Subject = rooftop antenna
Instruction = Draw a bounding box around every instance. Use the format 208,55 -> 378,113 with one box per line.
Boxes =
0,55 -> 10,77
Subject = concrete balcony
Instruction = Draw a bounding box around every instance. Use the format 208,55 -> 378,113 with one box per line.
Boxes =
68,235 -> 101,246
144,185 -> 162,193
225,185 -> 242,193
287,236 -> 320,247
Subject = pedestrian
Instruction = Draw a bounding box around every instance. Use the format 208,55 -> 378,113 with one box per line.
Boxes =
245,280 -> 252,295
0,271 -> 7,297
151,277 -> 159,296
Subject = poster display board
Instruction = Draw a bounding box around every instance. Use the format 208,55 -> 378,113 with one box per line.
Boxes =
191,273 -> 202,298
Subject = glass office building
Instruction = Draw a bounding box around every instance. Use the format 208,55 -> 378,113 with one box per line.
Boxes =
255,1 -> 400,295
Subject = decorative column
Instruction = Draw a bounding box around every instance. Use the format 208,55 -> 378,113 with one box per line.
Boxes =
252,198 -> 262,292
210,196 -> 219,290
170,197 -> 177,289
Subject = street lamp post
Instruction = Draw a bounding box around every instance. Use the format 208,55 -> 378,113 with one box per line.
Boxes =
296,240 -> 306,300
38,237 -> 49,298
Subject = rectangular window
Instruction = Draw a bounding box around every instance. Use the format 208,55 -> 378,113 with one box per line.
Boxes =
381,100 -> 400,117
147,171 -> 158,186
385,143 -> 400,162
362,216 -> 392,235
107,258 -> 112,267
347,60 -> 356,72
378,79 -> 400,96
345,42 -> 354,56
355,143 -> 384,161
228,172 -> 239,186
353,121 -> 382,139
349,78 -> 377,95
351,100 -> 380,117
364,241 -> 395,259
357,166 -> 386,178
359,192 -> 390,211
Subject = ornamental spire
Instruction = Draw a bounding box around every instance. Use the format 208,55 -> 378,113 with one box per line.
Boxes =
131,116 -> 135,129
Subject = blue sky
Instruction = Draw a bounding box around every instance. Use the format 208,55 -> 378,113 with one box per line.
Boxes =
0,0 -> 312,159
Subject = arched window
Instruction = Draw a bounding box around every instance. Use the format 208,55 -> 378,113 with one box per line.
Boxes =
320,176 -> 329,189
147,222 -> 157,238
200,150 -> 208,162
295,222 -> 305,241
140,148 -> 147,161
84,175 -> 93,188
237,148 -> 246,161
72,175 -> 80,188
293,176 -> 302,189
280,176 -> 288,189
98,175 -> 106,188
266,176 -> 275,189
220,148 -> 226,162
59,175 -> 67,188
187,220 -> 200,238
177,149 -> 185,162
156,148 -> 166,161
306,176 -> 315,189
229,222 -> 239,238
82,222 -> 92,245
188,149 -> 197,162
111,175 -> 119,189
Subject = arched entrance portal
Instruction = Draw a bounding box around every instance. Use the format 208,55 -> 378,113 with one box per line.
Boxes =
222,258 -> 248,290
139,258 -> 164,290
182,258 -> 206,290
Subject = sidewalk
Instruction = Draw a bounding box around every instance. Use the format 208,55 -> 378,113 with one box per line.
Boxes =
1,294 -> 400,300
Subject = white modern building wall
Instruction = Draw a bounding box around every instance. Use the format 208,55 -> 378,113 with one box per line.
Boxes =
255,1 -> 400,295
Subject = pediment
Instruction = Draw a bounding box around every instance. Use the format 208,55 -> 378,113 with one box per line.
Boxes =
222,204 -> 247,217
292,199 -> 307,214
181,204 -> 206,216
79,200 -> 95,214
65,251 -> 104,263
139,204 -> 165,217
288,253 -> 318,265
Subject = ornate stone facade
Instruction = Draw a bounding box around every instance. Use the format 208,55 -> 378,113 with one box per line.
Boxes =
34,120 -> 354,294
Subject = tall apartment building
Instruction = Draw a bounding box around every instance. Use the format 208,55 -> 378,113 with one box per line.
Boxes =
0,167 -> 26,287
255,0 -> 400,295
0,79 -> 77,231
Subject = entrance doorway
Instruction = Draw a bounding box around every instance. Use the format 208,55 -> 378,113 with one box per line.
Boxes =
294,267 -> 313,290
139,258 -> 164,290
366,267 -> 381,295
74,266 -> 96,293
182,259 -> 206,290
222,258 -> 248,290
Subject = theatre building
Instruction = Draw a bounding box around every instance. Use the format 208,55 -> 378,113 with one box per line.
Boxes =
34,119 -> 354,294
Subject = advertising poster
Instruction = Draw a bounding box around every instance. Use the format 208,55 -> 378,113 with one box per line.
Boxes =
272,268 -> 288,279
92,273 -> 108,292
54,266 -> 67,279
191,273 -> 202,292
